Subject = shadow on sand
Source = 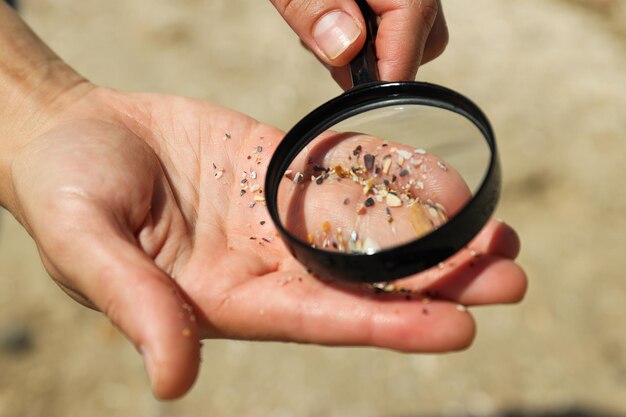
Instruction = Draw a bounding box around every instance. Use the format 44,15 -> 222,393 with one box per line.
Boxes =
394,407 -> 624,417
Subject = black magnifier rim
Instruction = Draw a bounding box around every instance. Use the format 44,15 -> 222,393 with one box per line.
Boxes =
265,81 -> 500,283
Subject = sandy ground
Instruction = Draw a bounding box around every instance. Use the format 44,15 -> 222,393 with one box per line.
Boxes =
1,0 -> 626,416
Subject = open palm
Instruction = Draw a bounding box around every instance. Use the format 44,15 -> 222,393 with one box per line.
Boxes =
10,87 -> 526,398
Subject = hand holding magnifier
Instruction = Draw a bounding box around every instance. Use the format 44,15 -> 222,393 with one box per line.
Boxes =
266,0 -> 500,283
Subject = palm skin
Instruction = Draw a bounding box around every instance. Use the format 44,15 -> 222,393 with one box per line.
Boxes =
9,86 -> 526,398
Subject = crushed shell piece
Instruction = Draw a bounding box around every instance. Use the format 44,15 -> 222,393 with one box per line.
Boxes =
410,204 -> 434,238
382,157 -> 392,174
386,193 -> 403,207
396,149 -> 412,159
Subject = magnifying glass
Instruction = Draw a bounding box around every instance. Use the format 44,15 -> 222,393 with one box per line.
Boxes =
265,0 -> 500,284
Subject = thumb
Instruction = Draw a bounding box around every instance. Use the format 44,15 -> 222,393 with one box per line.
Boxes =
271,0 -> 366,66
41,210 -> 201,399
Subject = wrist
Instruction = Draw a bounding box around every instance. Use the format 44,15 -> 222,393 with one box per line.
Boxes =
0,2 -> 93,212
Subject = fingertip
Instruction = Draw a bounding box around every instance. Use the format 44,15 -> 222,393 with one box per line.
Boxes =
311,9 -> 365,67
437,258 -> 528,306
473,219 -> 522,260
385,302 -> 476,353
487,219 -> 522,259
419,0 -> 449,65
141,301 -> 201,400
427,304 -> 476,352
142,327 -> 200,400
501,261 -> 528,304
465,258 -> 528,305
97,262 -> 201,399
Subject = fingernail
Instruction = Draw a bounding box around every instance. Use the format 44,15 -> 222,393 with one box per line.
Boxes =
313,10 -> 361,61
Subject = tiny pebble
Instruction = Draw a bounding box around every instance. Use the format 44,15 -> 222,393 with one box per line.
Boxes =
1,326 -> 33,354
364,154 -> 375,171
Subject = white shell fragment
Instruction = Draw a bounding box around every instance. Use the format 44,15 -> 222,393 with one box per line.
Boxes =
386,192 -> 403,207
362,237 -> 381,255
382,157 -> 392,174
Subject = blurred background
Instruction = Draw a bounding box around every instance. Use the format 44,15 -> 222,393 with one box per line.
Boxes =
1,0 -> 626,416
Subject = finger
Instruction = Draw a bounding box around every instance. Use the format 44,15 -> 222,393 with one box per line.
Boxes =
271,0 -> 366,67
369,0 -> 447,80
427,256 -> 528,306
291,0 -> 448,88
420,0 -> 449,65
395,219 -> 527,306
470,218 -> 521,260
204,270 -> 476,352
38,204 -> 200,399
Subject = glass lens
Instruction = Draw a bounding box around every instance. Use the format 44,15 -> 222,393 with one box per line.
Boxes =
277,104 -> 490,254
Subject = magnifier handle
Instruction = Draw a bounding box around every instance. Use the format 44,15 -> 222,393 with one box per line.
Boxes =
350,0 -> 380,87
